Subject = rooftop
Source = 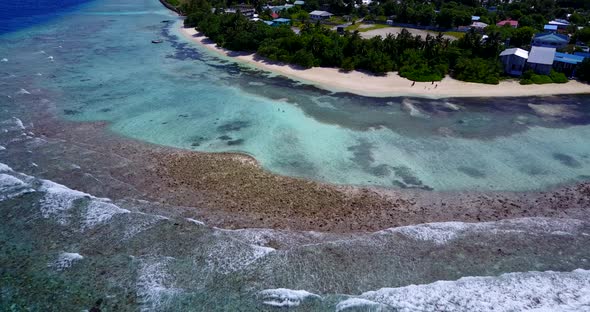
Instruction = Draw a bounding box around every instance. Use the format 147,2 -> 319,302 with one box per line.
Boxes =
470,21 -> 488,28
528,46 -> 556,65
554,52 -> 585,65
544,24 -> 558,31
549,19 -> 570,26
497,20 -> 518,27
534,33 -> 569,43
500,48 -> 529,59
309,10 -> 333,16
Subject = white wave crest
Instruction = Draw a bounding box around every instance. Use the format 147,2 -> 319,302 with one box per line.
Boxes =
378,218 -> 584,245
336,298 -> 385,311
258,288 -> 321,307
82,201 -> 130,229
136,258 -> 182,312
186,217 -> 205,225
205,238 -> 275,274
0,173 -> 33,201
39,179 -> 92,225
342,269 -> 590,312
0,163 -> 13,172
1,58 -> 7,62
51,252 -> 83,271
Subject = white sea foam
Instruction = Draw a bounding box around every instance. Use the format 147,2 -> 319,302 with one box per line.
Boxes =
258,288 -> 321,307
382,222 -> 465,245
186,217 -> 205,225
136,258 -> 181,312
341,269 -> 590,312
1,58 -> 7,62
47,56 -> 54,61
0,145 -> 6,151
38,179 -> 92,225
0,163 -> 12,172
0,117 -> 25,134
402,99 -> 429,118
82,200 -> 130,229
123,213 -> 168,240
16,89 -> 31,95
0,173 -> 33,201
51,252 -> 83,271
443,101 -> 461,111
378,218 -> 584,245
335,298 -> 385,311
205,236 -> 275,274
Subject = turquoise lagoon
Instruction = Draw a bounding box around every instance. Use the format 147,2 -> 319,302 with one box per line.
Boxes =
1,0 -> 590,192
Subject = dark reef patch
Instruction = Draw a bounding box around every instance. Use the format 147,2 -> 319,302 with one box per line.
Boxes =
218,135 -> 232,140
189,136 -> 207,147
63,109 -> 81,116
227,139 -> 244,146
217,120 -> 250,132
519,165 -> 548,176
553,153 -> 582,168
392,166 -> 424,186
457,166 -> 486,179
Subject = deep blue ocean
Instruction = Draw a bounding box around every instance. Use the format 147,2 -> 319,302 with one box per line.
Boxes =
0,0 -> 91,34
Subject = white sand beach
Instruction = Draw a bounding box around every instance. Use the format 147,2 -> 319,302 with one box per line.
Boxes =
179,25 -> 590,98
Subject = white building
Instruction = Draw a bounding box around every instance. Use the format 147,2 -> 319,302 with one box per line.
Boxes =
309,10 -> 333,20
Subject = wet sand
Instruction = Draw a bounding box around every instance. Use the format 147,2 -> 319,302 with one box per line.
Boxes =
12,106 -> 590,233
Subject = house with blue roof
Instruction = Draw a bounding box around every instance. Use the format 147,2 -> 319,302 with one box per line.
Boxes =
553,52 -> 586,76
532,33 -> 569,49
574,51 -> 590,59
272,18 -> 291,26
543,24 -> 558,32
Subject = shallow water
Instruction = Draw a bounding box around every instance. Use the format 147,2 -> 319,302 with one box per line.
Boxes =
1,0 -> 590,191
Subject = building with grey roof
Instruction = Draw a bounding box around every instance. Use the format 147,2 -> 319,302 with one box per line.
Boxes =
527,46 -> 556,75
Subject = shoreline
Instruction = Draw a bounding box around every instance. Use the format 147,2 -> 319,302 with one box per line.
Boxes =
178,24 -> 590,99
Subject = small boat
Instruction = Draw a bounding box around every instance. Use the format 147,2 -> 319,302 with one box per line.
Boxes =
152,39 -> 164,44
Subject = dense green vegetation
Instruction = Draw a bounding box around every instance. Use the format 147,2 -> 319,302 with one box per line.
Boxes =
520,69 -> 568,84
184,3 -> 507,83
175,0 -> 590,84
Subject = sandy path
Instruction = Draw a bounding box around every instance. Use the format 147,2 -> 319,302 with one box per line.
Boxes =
359,26 -> 457,41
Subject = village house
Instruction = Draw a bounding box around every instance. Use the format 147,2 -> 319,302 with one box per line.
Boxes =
548,19 -> 570,30
531,33 -> 569,49
496,19 -> 518,28
225,4 -> 255,18
309,10 -> 333,20
527,46 -> 556,75
271,18 -> 291,26
553,52 -> 586,77
543,24 -> 558,33
499,48 -> 529,76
